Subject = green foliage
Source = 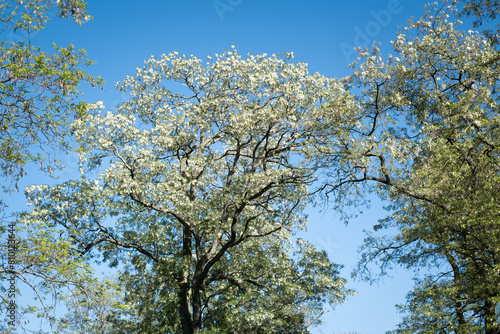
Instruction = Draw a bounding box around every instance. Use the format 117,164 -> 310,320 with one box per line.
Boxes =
0,1 -> 105,332
0,214 -> 100,332
55,278 -> 128,334
108,239 -> 350,334
0,0 -> 103,190
336,1 -> 500,332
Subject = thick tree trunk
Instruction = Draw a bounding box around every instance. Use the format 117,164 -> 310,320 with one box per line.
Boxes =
179,227 -> 194,334
192,286 -> 202,331
444,252 -> 466,328
191,252 -> 210,331
179,288 -> 193,334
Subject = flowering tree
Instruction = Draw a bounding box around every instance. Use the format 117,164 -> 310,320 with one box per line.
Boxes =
328,1 -> 500,332
24,49 -> 355,333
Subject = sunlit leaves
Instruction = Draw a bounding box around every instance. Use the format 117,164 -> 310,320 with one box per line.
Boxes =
345,1 -> 500,332
0,0 -> 102,190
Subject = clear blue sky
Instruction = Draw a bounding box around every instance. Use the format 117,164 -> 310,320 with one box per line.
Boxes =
11,0 -> 434,332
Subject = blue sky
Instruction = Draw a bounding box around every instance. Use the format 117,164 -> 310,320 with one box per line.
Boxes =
8,0 -> 436,332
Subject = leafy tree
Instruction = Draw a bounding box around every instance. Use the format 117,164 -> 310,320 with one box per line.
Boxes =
24,49 -> 356,333
324,1 -> 500,332
0,0 -> 103,190
0,1 -> 104,331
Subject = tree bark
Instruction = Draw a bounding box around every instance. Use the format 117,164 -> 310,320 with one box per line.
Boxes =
444,252 -> 466,328
192,284 -> 202,332
179,227 -> 193,334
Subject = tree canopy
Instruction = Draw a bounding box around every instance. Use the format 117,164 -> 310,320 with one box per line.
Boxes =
23,49 -> 356,333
